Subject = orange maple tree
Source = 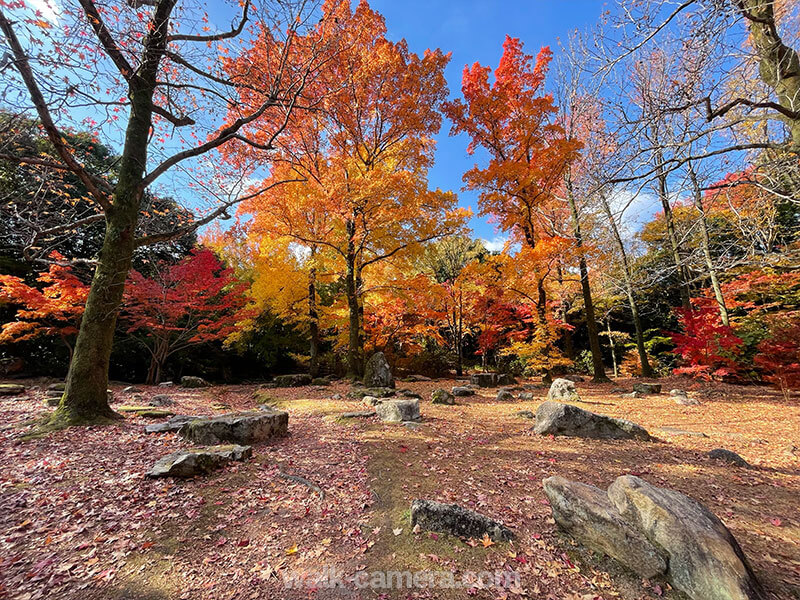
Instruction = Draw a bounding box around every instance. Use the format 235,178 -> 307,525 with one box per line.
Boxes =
0,253 -> 89,362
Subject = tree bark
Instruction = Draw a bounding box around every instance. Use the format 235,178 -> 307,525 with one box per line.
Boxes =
53,0 -> 177,424
598,192 -> 656,378
566,183 -> 608,382
308,264 -> 320,377
688,163 -> 729,326
344,220 -> 363,378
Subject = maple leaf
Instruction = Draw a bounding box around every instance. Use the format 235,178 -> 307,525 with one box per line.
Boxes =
480,533 -> 495,548
286,544 -> 299,555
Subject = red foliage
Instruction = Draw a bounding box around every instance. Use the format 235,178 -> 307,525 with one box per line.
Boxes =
123,248 -> 251,384
754,313 -> 800,398
670,297 -> 743,380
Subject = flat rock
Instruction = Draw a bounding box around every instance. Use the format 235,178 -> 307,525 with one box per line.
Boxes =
47,382 -> 65,391
547,378 -> 580,402
609,475 -> 765,600
145,414 -> 203,434
633,382 -> 662,394
659,426 -> 708,438
123,385 -> 142,393
516,410 -> 535,419
404,374 -> 432,382
496,389 -> 514,401
398,389 -> 422,399
0,384 -> 25,396
274,374 -> 312,387
534,401 -> 652,441
374,398 -> 420,423
431,389 -> 455,405
340,410 -> 376,419
146,445 -> 252,478
311,377 -> 331,386
117,405 -> 174,418
708,448 -> 751,468
451,386 -> 475,397
543,476 -> 667,578
159,381 -> 174,387
519,392 -> 535,400
181,376 -> 209,388
179,409 -> 288,445
363,351 -> 394,388
470,373 -> 497,388
149,394 -> 173,407
410,499 -> 513,542
564,374 -> 585,383
671,389 -> 701,405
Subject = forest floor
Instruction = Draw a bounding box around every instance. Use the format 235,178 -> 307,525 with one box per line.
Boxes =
0,376 -> 798,600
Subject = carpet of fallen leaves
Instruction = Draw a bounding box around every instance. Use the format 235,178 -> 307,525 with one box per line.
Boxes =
0,376 -> 798,600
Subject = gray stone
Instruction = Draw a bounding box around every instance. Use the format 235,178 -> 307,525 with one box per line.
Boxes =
311,377 -> 331,386
496,389 -> 514,401
46,395 -> 61,406
47,382 -> 65,391
431,389 -> 455,405
179,409 -> 288,445
404,374 -> 432,382
451,386 -> 475,397
608,475 -> 765,600
543,476 -> 667,578
659,426 -> 708,438
410,499 -> 513,542
633,382 -> 662,394
0,384 -> 25,396
181,376 -> 209,388
620,391 -> 643,399
708,448 -> 751,468
516,410 -> 535,419
671,389 -> 701,405
470,373 -> 497,388
497,373 -> 517,386
123,385 -> 142,393
149,394 -> 173,407
348,386 -> 394,400
362,395 -> 381,406
564,374 -> 585,383
159,381 -> 175,387
398,388 -> 422,399
274,374 -> 312,387
145,414 -> 203,434
547,378 -> 580,403
340,410 -> 376,419
534,401 -> 652,441
374,398 -> 420,423
146,445 -> 252,478
519,392 -> 535,400
364,352 -> 395,388
331,393 -> 343,400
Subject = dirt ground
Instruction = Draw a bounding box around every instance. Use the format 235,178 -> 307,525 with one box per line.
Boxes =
0,376 -> 798,600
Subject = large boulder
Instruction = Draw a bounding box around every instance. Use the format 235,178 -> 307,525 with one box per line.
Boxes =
0,383 -> 25,396
544,475 -> 765,600
543,476 -> 667,578
181,376 -> 209,388
410,499 -> 513,542
374,398 -> 420,423
274,374 -> 312,387
533,401 -> 652,441
470,373 -> 497,388
547,378 -> 580,402
431,389 -> 455,405
364,352 -> 395,388
146,445 -> 252,478
609,475 -> 765,600
145,414 -> 203,434
179,409 -> 288,445
633,382 -> 662,394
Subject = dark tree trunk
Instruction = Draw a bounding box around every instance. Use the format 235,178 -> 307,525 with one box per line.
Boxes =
345,220 -> 363,379
308,265 -> 320,377
566,185 -> 608,382
53,0 -> 177,425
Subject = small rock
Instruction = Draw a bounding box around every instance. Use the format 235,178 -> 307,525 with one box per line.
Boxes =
0,383 -> 25,396
181,376 -> 209,388
708,448 -> 751,468
340,410 -> 376,419
670,389 -> 701,405
146,445 -> 252,478
516,410 -> 535,419
331,393 -> 343,400
633,382 -> 662,394
410,499 -> 513,542
45,395 -> 60,406
547,378 -> 580,403
496,389 -> 514,401
451,386 -> 475,397
179,409 -> 289,445
149,394 -> 173,407
159,381 -> 174,387
534,401 -> 652,441
403,421 -> 421,431
363,351 -> 394,388
564,374 -> 585,383
47,382 -> 65,391
497,373 -> 517,386
123,385 -> 142,393
404,374 -> 432,382
519,392 -> 535,400
273,374 -> 312,387
431,389 -> 455,405
398,388 -> 422,399
620,391 -> 643,399
659,426 -> 708,438
311,377 -> 331,386
362,395 -> 380,406
374,398 -> 420,423
117,405 -> 174,418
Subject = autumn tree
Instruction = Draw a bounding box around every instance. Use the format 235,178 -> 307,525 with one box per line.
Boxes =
445,36 -> 579,376
228,0 -> 465,378
0,0 -> 329,425
123,248 -> 249,385
0,253 -> 89,362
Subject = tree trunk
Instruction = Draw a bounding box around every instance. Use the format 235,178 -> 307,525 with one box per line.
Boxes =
345,220 -> 362,379
653,148 -> 692,310
566,184 -> 608,382
308,264 -> 320,377
606,318 -> 618,378
52,1 -> 175,425
598,192 -> 655,378
688,163 -> 729,326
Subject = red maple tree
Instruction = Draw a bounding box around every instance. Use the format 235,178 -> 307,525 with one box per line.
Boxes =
0,253 -> 90,362
123,249 -> 250,384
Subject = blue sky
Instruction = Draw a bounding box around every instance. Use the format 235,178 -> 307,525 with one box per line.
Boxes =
370,0 -> 608,247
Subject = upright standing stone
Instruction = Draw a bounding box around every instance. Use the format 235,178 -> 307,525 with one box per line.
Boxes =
364,352 -> 395,388
547,378 -> 580,402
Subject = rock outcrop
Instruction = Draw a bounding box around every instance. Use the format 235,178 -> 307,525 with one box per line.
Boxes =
146,445 -> 252,478
374,398 -> 420,423
179,409 -> 288,445
533,401 -> 652,441
410,499 -> 513,542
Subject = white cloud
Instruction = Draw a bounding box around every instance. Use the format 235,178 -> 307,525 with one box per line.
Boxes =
30,0 -> 60,23
480,236 -> 509,253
